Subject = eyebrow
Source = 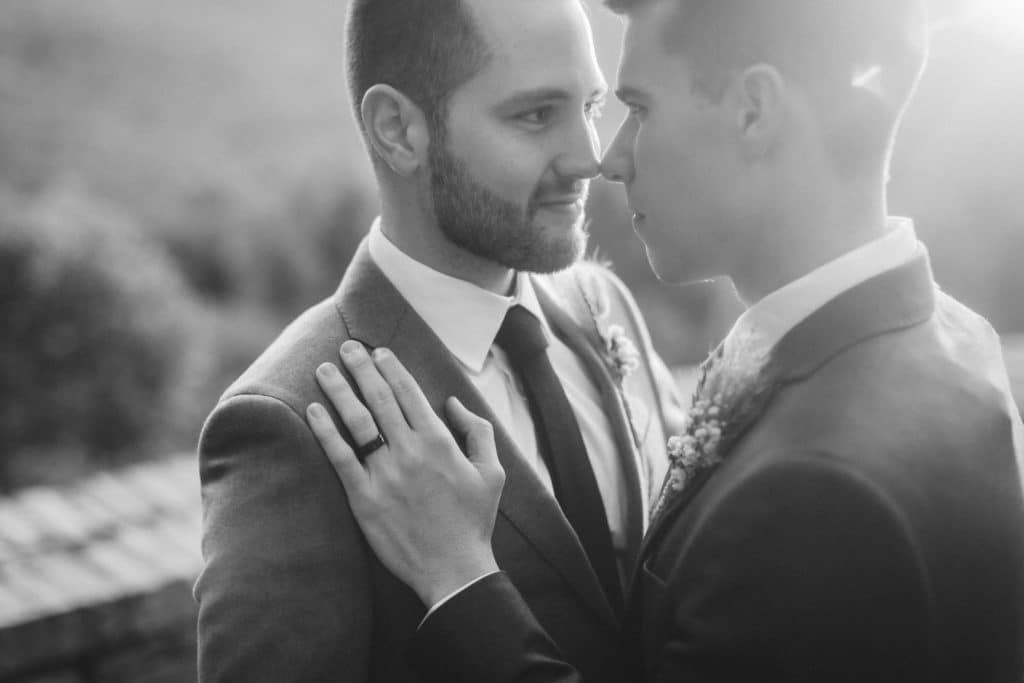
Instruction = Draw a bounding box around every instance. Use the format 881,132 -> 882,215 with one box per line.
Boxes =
499,86 -> 608,109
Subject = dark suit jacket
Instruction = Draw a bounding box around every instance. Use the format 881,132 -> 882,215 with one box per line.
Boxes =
408,253 -> 1024,683
194,241 -> 682,682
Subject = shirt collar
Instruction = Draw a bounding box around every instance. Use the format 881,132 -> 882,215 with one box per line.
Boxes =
367,217 -> 549,373
723,217 -> 923,362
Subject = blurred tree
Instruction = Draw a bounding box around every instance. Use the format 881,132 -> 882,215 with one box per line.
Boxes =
0,186 -> 193,490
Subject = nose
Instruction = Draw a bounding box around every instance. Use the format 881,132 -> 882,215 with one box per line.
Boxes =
600,119 -> 635,185
552,114 -> 602,181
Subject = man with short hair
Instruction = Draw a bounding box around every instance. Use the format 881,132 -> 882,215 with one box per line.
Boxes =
194,0 -> 681,681
307,0 -> 1024,680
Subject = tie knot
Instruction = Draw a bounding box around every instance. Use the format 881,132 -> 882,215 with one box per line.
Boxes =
495,305 -> 549,362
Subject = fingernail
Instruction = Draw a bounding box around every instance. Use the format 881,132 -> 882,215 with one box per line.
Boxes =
372,347 -> 391,361
307,403 -> 326,420
317,362 -> 338,378
341,340 -> 362,357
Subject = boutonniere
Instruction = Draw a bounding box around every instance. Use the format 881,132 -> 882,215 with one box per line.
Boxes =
663,395 -> 725,495
602,323 -> 641,383
575,268 -> 646,450
651,329 -> 779,523
575,270 -> 639,386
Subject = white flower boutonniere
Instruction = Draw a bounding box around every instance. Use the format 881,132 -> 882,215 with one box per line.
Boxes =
575,268 -> 646,450
664,396 -> 725,494
575,270 -> 639,386
651,329 -> 779,523
603,323 -> 641,383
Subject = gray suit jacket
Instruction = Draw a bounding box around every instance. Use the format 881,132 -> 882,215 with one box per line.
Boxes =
407,251 -> 1024,683
194,241 -> 682,682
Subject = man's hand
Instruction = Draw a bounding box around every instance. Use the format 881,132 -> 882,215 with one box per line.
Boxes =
305,340 -> 505,609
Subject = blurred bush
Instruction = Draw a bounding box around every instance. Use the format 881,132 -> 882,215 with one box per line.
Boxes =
155,177 -> 376,318
0,187 -> 193,489
0,175 -> 377,491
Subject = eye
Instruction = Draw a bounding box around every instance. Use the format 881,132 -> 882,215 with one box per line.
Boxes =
518,106 -> 555,126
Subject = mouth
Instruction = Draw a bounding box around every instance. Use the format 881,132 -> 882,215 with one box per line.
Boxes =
632,210 -> 646,226
537,195 -> 586,208
535,196 -> 586,220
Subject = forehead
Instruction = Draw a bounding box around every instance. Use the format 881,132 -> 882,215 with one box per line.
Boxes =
459,0 -> 606,100
617,1 -> 689,95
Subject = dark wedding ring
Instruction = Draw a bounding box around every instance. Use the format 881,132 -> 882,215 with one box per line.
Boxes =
355,433 -> 387,461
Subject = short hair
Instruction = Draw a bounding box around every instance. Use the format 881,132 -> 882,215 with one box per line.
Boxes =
345,0 -> 491,139
607,0 -> 930,175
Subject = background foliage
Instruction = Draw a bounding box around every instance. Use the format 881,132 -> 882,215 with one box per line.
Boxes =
1,0 -> 1022,490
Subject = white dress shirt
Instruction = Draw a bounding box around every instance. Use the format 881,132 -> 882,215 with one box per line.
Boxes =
367,220 -> 631,556
721,217 -> 923,362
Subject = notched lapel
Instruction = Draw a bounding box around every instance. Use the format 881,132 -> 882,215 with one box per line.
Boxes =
533,273 -> 647,567
335,245 -> 618,628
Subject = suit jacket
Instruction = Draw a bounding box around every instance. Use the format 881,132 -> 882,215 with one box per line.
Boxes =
194,241 -> 682,682
408,252 -> 1024,683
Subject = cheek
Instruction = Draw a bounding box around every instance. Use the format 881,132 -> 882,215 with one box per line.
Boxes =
635,132 -> 693,215
448,125 -> 549,200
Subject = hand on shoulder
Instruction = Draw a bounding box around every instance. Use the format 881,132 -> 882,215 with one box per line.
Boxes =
305,340 -> 505,609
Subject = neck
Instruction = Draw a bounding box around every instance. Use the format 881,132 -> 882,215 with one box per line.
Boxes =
379,189 -> 517,296
731,175 -> 889,307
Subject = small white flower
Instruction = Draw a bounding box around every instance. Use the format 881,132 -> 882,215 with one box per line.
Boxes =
680,447 -> 700,467
603,324 -> 640,380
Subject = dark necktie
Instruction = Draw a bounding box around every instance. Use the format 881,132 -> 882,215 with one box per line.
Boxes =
495,305 -> 623,613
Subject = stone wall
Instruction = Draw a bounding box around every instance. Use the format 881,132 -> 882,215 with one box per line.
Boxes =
0,457 -> 200,682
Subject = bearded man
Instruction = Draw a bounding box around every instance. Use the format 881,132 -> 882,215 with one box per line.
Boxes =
193,0 -> 682,681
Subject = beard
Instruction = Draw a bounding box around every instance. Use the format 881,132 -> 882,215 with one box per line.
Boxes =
426,140 -> 588,274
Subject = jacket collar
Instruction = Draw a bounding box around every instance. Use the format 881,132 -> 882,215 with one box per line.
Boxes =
334,242 -> 622,627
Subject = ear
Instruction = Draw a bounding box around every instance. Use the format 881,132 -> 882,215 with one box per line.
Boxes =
360,84 -> 431,176
731,64 -> 786,159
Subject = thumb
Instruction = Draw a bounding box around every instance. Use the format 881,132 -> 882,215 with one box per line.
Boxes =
445,397 -> 500,472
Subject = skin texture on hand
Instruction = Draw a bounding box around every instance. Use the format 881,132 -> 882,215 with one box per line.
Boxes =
306,340 -> 505,608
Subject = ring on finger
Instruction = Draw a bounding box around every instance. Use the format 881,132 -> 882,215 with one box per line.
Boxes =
355,432 -> 387,461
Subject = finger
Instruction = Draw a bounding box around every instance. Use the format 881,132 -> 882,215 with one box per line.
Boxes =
339,340 -> 409,437
315,361 -> 384,451
372,348 -> 438,432
445,397 -> 499,469
306,402 -> 370,499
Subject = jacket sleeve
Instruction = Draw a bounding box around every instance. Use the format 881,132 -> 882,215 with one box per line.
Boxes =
648,456 -> 933,683
408,572 -> 583,683
195,392 -> 373,682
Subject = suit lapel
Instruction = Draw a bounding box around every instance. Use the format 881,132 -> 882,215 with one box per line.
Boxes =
637,252 -> 938,565
533,273 -> 647,569
335,244 -> 618,628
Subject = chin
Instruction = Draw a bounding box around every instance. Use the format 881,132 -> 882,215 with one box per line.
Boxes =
542,229 -> 588,273
508,224 -> 587,274
644,244 -> 714,286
